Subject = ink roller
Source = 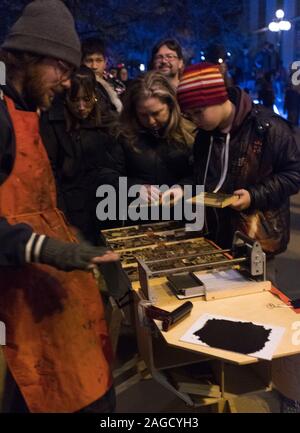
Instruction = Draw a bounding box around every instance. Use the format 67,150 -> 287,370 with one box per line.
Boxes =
162,301 -> 193,332
144,301 -> 193,332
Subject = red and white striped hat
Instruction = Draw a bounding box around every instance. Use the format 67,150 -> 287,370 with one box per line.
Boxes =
177,62 -> 228,111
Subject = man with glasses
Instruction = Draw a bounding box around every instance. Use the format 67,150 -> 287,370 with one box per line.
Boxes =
0,0 -> 120,413
150,39 -> 184,88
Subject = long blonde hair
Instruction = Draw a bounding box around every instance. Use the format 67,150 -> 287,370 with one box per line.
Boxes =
117,71 -> 195,151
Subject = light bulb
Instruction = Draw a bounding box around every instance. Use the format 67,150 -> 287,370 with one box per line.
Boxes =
279,20 -> 291,31
268,22 -> 280,32
276,9 -> 285,19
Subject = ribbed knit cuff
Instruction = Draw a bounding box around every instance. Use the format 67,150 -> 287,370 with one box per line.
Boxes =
25,233 -> 47,263
38,237 -> 66,265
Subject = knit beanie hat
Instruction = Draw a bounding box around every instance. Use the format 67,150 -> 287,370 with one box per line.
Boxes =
177,62 -> 229,111
2,0 -> 81,68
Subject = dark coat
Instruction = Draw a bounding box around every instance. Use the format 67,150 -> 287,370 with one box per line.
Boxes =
100,130 -> 194,226
102,131 -> 193,189
40,98 -> 115,244
194,87 -> 300,255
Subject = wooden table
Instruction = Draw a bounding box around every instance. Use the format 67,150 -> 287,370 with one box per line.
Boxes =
133,277 -> 299,412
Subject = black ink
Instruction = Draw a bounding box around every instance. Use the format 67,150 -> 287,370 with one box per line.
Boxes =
194,319 -> 271,354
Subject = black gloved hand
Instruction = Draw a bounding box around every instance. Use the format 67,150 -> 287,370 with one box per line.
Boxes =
39,237 -> 116,272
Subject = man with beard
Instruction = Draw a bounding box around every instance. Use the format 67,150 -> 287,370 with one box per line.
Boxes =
150,39 -> 184,88
0,0 -> 125,413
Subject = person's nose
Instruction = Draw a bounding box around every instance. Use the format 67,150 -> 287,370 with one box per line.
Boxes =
160,57 -> 168,65
78,100 -> 86,110
148,116 -> 157,127
60,78 -> 71,89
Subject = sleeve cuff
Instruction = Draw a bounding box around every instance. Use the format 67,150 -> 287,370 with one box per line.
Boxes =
25,233 -> 47,263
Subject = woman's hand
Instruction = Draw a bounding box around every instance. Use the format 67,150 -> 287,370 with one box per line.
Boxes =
139,185 -> 161,203
161,186 -> 184,206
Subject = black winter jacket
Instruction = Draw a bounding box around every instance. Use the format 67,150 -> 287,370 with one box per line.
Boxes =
102,131 -> 193,189
40,98 -> 116,243
100,131 -> 194,226
194,87 -> 300,254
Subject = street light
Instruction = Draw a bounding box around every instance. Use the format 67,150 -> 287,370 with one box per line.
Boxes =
268,9 -> 291,33
267,9 -> 292,110
268,9 -> 291,59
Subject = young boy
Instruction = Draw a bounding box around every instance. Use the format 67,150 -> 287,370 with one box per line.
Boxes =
177,62 -> 300,259
177,62 -> 300,412
81,37 -> 123,113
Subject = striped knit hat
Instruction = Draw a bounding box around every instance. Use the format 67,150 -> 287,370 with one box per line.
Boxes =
177,62 -> 228,111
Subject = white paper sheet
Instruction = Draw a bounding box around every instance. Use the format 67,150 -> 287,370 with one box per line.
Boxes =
193,269 -> 255,293
180,313 -> 285,360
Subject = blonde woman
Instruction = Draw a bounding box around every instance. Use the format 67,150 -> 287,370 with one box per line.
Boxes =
103,71 -> 196,210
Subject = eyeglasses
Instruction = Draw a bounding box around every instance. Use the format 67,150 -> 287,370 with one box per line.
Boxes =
154,54 -> 179,63
55,60 -> 75,81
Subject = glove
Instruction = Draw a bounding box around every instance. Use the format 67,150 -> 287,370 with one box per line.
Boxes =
40,237 -> 118,272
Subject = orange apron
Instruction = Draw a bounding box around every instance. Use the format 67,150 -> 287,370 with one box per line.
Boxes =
0,96 -> 112,413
